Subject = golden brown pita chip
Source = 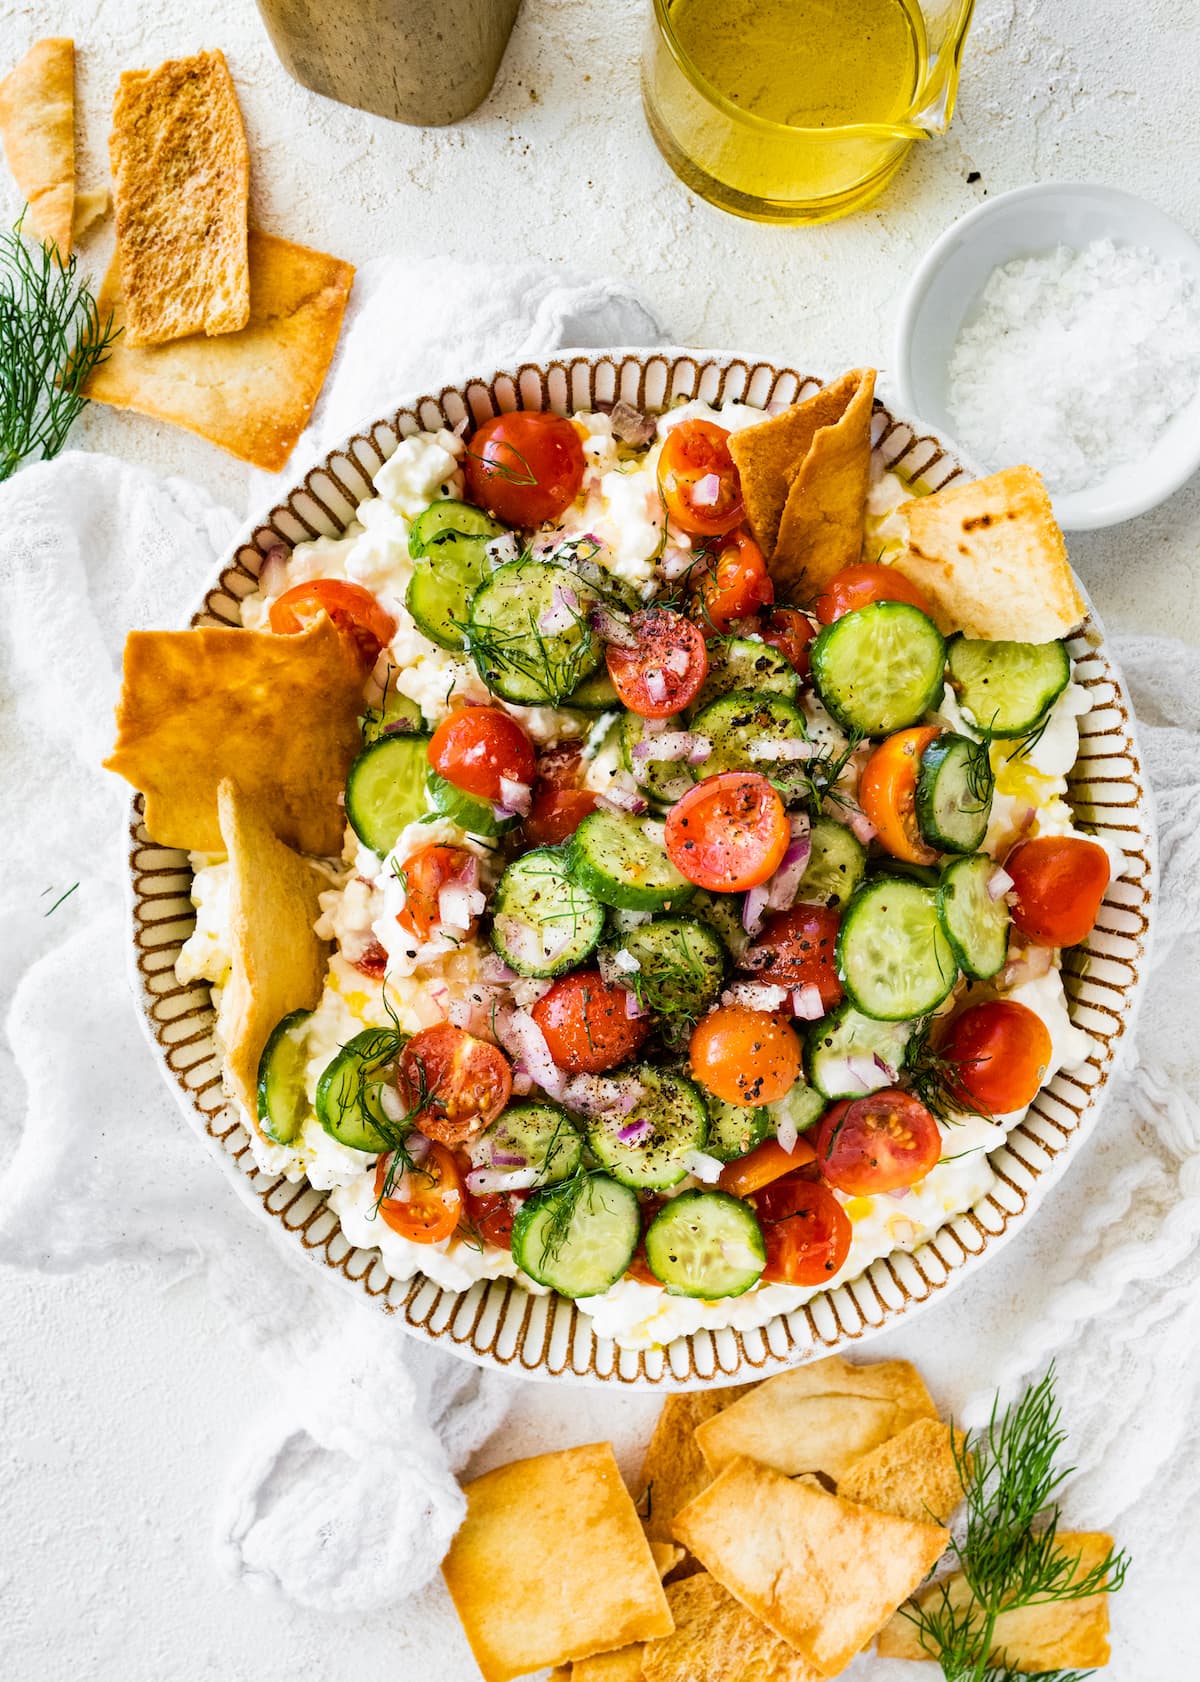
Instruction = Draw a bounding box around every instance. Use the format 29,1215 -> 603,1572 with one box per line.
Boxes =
216,778 -> 329,1127
0,38 -> 74,255
109,50 -> 249,345
642,1573 -> 822,1682
728,399 -> 826,559
695,1355 -> 937,1483
637,1386 -> 758,1550
649,1540 -> 685,1579
105,614 -> 364,856
571,1646 -> 645,1682
672,1456 -> 946,1676
442,1443 -> 673,1682
838,1417 -> 966,1525
894,465 -> 1087,642
84,229 -> 354,471
72,187 -> 108,241
877,1531 -> 1114,1670
770,369 -> 876,599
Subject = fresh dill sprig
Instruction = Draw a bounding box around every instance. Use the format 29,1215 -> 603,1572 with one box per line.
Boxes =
964,737 -> 997,809
459,599 -> 596,705
463,438 -> 537,486
536,1160 -> 605,1270
1005,712 -> 1054,764
790,727 -> 866,822
41,882 -> 79,916
905,1018 -> 993,1126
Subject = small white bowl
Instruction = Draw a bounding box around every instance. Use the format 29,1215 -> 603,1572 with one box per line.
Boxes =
893,182 -> 1200,530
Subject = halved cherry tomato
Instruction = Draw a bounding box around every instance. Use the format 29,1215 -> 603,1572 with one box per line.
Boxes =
1005,836 -> 1111,948
696,531 -> 774,633
658,419 -> 744,537
531,970 -> 649,1074
462,1187 -> 526,1249
269,579 -> 396,667
689,1005 -> 801,1107
816,1089 -> 942,1195
859,726 -> 942,865
351,937 -> 389,980
718,1135 -> 817,1198
462,410 -> 585,526
742,904 -> 843,1011
761,606 -> 816,678
523,785 -> 599,847
398,1024 -> 512,1147
813,562 -> 934,625
605,607 -> 708,719
374,1142 -> 464,1244
395,844 -> 477,940
428,706 -> 536,802
665,772 -> 790,892
939,1000 -> 1054,1116
625,1195 -> 666,1284
751,1172 -> 852,1286
533,744 -> 584,789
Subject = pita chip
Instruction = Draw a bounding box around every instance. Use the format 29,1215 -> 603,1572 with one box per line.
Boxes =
877,1530 -> 1115,1671
0,38 -> 74,255
893,465 -> 1087,642
72,187 -> 108,241
105,614 -> 364,856
637,1385 -> 758,1551
84,229 -> 354,471
694,1355 -> 937,1483
672,1456 -> 946,1676
838,1418 -> 967,1526
641,1573 -> 823,1682
571,1647 -> 646,1682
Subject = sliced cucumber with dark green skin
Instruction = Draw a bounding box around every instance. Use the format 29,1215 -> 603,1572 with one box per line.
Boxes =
796,816 -> 867,908
405,500 -> 505,650
689,690 -> 812,796
256,1009 -> 312,1145
946,635 -> 1071,738
585,1066 -> 710,1190
567,809 -> 695,913
837,877 -> 958,1021
511,1172 -> 640,1298
806,1001 -> 916,1100
689,635 -> 799,715
467,558 -> 601,705
427,769 -> 518,838
361,687 -> 423,746
476,1102 -> 582,1186
937,852 -> 1011,980
490,848 -> 606,978
604,916 -> 726,1021
916,733 -> 994,854
315,1027 -> 406,1153
687,888 -> 750,959
706,1099 -> 770,1163
566,664 -> 621,711
812,602 -> 946,736
769,1081 -> 828,1137
345,734 -> 433,857
618,711 -> 696,808
644,1191 -> 766,1299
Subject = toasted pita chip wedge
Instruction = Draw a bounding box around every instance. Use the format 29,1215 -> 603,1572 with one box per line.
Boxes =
695,1356 -> 936,1483
877,1530 -> 1114,1670
0,38 -> 74,255
673,1456 -> 946,1676
217,779 -> 329,1127
838,1418 -> 967,1525
443,1443 -> 673,1682
642,1572 -> 822,1682
84,229 -> 353,471
728,396 -> 827,558
893,465 -> 1086,642
649,1540 -> 685,1579
637,1385 -> 758,1551
571,1646 -> 645,1682
771,369 -> 876,599
72,187 -> 108,240
105,614 -> 364,856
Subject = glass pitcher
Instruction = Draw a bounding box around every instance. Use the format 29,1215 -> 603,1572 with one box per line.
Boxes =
642,0 -> 976,225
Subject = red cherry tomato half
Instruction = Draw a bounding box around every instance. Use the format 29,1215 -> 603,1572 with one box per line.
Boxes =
269,579 -> 396,668
532,744 -> 585,789
696,530 -> 774,634
398,1024 -> 512,1147
859,726 -> 943,866
742,903 -> 843,1011
605,607 -> 709,719
395,844 -> 478,940
664,772 -> 790,892
940,999 -> 1054,1116
462,410 -> 585,527
462,1187 -> 526,1249
751,1172 -> 852,1286
689,1005 -> 801,1107
530,970 -> 649,1074
761,606 -> 816,678
1005,836 -> 1111,948
373,1142 -> 464,1244
427,706 -> 536,802
658,419 -> 744,537
813,562 -> 934,625
816,1089 -> 942,1195
523,785 -> 599,848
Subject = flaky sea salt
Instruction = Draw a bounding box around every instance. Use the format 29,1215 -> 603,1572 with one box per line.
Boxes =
946,239 -> 1200,493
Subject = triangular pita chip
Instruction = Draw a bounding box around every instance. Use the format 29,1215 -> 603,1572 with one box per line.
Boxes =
84,229 -> 354,471
838,1417 -> 967,1525
105,614 -> 364,855
637,1385 -> 758,1552
0,38 -> 74,255
571,1646 -> 645,1682
642,1573 -> 823,1682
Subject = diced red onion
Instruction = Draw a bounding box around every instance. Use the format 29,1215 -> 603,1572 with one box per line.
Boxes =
498,776 -> 532,816
690,473 -> 722,509
624,990 -> 646,1019
466,1165 -> 541,1195
822,1053 -> 887,1095
486,533 -> 520,570
849,810 -> 878,844
749,738 -> 816,763
613,948 -> 641,974
873,1052 -> 897,1080
617,1116 -> 653,1145
682,1148 -> 724,1184
589,604 -> 637,647
791,983 -> 825,1021
609,400 -> 656,446
661,544 -> 694,580
438,882 -> 485,931
643,668 -> 669,706
596,787 -> 649,816
722,980 -> 789,1011
765,834 -> 812,911
1001,943 -> 1054,989
776,1110 -> 799,1156
988,867 -> 1015,900
563,1074 -> 644,1117
790,810 -> 811,837
259,544 -> 290,597
511,1070 -> 534,1096
481,953 -> 518,983
664,646 -> 690,677
743,883 -> 771,936
447,997 -> 475,1030
380,1084 -> 411,1124
538,582 -> 579,635
493,1005 -> 566,1098
642,713 -> 670,735
490,1147 -> 528,1169
632,731 -> 704,764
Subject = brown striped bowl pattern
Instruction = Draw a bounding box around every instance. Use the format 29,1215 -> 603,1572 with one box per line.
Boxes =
126,350 -> 1155,1388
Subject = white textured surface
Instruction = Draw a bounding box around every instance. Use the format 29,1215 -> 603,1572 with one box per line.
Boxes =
3,2 -> 1200,1679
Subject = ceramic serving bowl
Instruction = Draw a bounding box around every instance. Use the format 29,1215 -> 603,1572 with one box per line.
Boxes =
125,349 -> 1154,1389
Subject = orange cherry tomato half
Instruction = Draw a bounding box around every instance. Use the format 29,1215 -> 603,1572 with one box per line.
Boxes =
605,607 -> 709,719
462,1186 -> 526,1249
269,579 -> 396,667
742,903 -> 844,1011
398,1024 -> 512,1148
373,1142 -> 464,1244
530,970 -> 650,1074
940,1000 -> 1054,1116
761,606 -> 816,678
427,706 -> 536,802
689,1005 -> 801,1107
751,1172 -> 852,1286
816,1089 -> 942,1195
696,530 -> 774,633
658,419 -> 744,537
523,785 -> 599,847
665,772 -> 790,892
462,410 -> 585,526
1005,836 -> 1111,948
813,562 -> 934,625
718,1134 -> 817,1199
395,844 -> 478,940
859,726 -> 942,866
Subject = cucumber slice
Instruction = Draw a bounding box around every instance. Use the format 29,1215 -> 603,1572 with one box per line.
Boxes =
604,916 -> 726,1022
585,1065 -> 710,1190
689,635 -> 799,715
618,711 -> 695,808
315,1027 -> 406,1153
812,602 -> 946,736
405,500 -> 505,650
361,688 -> 423,746
806,1001 -> 916,1100
566,665 -> 621,711
467,559 -> 601,705
345,734 -> 432,857
427,769 -> 518,838
796,816 -> 867,908
511,1172 -> 640,1297
689,690 -> 812,797
688,888 -> 750,959
491,848 -> 606,977
476,1101 -> 582,1186
937,852 -> 1011,980
706,1099 -> 770,1163
567,809 -> 695,913
769,1081 -> 828,1136
256,1008 -> 312,1145
644,1190 -> 765,1299
837,877 -> 958,1021
946,635 -> 1070,738
916,733 -> 993,854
